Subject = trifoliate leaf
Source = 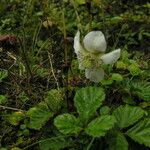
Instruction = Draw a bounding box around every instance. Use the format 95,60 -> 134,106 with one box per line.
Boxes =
85,115 -> 116,137
27,102 -> 54,130
113,105 -> 146,129
126,118 -> 150,147
54,113 -> 82,135
74,87 -> 105,124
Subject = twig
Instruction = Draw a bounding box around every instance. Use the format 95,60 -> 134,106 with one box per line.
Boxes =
0,105 -> 24,112
47,51 -> 59,89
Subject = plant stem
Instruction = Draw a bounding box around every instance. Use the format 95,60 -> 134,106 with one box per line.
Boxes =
86,137 -> 94,150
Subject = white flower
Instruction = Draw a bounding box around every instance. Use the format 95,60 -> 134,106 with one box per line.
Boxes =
74,31 -> 121,82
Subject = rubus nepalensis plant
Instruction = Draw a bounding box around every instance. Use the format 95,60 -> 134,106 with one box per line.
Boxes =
74,31 -> 121,82
46,87 -> 150,150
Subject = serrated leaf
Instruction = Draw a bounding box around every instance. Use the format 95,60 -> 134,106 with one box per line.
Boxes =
74,87 -> 105,123
39,137 -> 71,150
54,114 -> 82,135
27,102 -> 54,130
113,105 -> 146,129
131,81 -> 150,101
126,118 -> 150,147
85,115 -> 116,137
108,131 -> 128,150
44,89 -> 64,112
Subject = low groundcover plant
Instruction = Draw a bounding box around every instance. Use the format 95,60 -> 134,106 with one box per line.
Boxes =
74,31 -> 121,82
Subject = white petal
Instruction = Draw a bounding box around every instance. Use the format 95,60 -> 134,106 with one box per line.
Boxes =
74,31 -> 86,70
83,31 -> 107,53
85,68 -> 104,83
101,49 -> 121,64
74,31 -> 84,55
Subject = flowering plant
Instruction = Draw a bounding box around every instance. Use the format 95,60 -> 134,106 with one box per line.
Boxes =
74,31 -> 121,82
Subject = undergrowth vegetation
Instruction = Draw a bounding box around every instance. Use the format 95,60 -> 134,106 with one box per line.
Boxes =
0,0 -> 150,149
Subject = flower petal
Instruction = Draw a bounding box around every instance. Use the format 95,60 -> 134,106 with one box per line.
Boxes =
83,31 -> 107,53
74,31 -> 86,70
101,49 -> 121,64
74,31 -> 84,55
85,68 -> 104,83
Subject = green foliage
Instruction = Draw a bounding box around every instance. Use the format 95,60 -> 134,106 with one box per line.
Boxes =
113,105 -> 146,129
0,69 -> 8,82
130,81 -> 150,101
44,89 -> 64,112
7,111 -> 25,126
85,115 -> 116,137
54,113 -> 82,135
26,102 -> 54,130
0,95 -> 7,104
74,87 -> 105,123
108,131 -> 128,150
126,118 -> 150,147
100,106 -> 111,115
111,73 -> 123,82
39,137 -> 72,150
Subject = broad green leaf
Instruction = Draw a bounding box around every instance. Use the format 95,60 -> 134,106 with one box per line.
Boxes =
126,118 -> 150,147
54,114 -> 82,135
39,137 -> 71,150
44,89 -> 64,112
85,115 -> 116,137
27,102 -> 54,130
108,131 -> 128,150
131,81 -> 150,101
113,105 -> 146,129
74,87 -> 105,123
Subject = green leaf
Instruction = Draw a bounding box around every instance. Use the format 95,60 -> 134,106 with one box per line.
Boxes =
54,114 -> 82,135
108,131 -> 128,150
126,118 -> 150,147
44,89 -> 64,112
111,73 -> 123,82
113,105 -> 146,129
0,95 -> 7,104
39,137 -> 71,150
27,102 -> 54,130
100,106 -> 111,115
131,81 -> 150,101
128,64 -> 141,76
74,0 -> 86,5
74,87 -> 105,123
85,115 -> 116,137
0,69 -> 8,82
7,111 -> 25,126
